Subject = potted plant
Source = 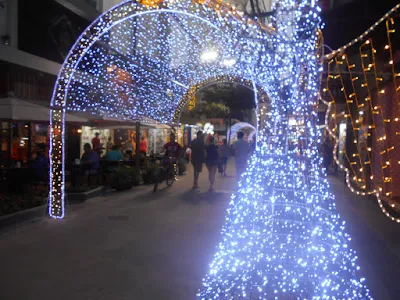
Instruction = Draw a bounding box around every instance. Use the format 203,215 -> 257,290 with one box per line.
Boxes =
110,166 -> 140,191
142,162 -> 158,184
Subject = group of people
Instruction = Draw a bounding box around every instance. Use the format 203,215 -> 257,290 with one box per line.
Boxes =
91,132 -> 148,159
188,131 -> 250,191
78,133 -> 149,183
79,129 -> 252,189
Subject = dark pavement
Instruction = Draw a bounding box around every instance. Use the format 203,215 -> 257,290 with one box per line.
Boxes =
0,163 -> 400,299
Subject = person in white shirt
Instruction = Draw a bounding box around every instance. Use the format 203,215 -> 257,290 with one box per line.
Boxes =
233,131 -> 249,183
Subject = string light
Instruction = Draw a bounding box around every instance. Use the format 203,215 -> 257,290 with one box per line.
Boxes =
48,0 -> 373,297
322,3 -> 400,221
325,3 -> 400,59
199,1 -> 371,298
49,0 -> 272,218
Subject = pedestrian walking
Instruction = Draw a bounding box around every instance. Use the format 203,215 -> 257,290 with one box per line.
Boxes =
233,131 -> 249,183
185,144 -> 192,162
191,131 -> 205,189
205,136 -> 219,191
218,138 -> 229,176
321,137 -> 333,174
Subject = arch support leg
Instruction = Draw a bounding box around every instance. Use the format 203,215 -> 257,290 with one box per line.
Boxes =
49,109 -> 65,219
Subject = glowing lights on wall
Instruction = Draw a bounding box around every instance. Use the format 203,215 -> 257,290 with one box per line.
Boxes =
323,3 -> 400,222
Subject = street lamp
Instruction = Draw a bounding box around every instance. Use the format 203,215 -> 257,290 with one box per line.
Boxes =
223,58 -> 236,67
201,50 -> 218,62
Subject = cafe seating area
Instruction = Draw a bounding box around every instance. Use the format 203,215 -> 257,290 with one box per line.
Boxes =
0,154 -> 188,216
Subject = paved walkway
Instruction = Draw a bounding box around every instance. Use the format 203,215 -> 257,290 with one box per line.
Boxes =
0,163 -> 237,300
1,163 -> 400,299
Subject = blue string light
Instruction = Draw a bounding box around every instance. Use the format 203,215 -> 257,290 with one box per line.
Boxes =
47,1 -> 372,297
198,0 -> 372,298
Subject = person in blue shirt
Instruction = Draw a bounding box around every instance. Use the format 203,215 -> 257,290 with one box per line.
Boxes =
81,143 -> 99,174
31,143 -> 48,180
105,145 -> 123,161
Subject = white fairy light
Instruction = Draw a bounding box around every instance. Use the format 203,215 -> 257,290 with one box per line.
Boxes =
198,0 -> 372,299
47,0 -> 371,298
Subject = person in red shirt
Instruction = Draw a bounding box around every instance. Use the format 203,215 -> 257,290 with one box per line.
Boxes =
164,133 -> 182,162
139,136 -> 147,157
92,133 -> 101,156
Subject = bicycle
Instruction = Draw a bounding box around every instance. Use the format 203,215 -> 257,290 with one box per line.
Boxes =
153,157 -> 176,192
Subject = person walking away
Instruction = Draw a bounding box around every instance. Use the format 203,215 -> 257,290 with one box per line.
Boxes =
190,131 -> 205,189
92,132 -> 102,156
205,136 -> 219,191
163,133 -> 182,177
218,139 -> 229,176
139,136 -> 147,157
234,132 -> 249,183
185,144 -> 192,163
322,137 -> 333,174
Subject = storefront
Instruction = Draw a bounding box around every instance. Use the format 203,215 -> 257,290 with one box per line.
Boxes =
0,98 -> 88,166
182,124 -> 202,147
80,126 -> 113,158
148,126 -> 172,155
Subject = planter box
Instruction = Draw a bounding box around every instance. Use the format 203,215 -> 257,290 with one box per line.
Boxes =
0,202 -> 47,232
66,186 -> 104,203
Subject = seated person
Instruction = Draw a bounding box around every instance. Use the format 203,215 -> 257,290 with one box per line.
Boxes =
81,143 -> 100,175
104,145 -> 123,161
31,143 -> 48,181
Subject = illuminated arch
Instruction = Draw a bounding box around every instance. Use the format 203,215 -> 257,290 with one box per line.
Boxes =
173,74 -> 271,132
228,122 -> 256,141
248,129 -> 256,142
48,0 -> 276,218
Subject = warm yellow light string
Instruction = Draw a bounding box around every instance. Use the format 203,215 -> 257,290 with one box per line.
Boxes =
324,3 -> 400,60
336,55 -> 368,187
368,39 -> 394,199
323,60 -> 371,195
322,6 -> 400,222
359,42 -> 382,195
386,16 -> 400,106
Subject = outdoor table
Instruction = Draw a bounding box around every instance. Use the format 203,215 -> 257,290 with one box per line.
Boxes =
70,164 -> 101,188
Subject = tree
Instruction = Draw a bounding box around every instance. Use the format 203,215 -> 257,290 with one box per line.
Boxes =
181,102 -> 229,121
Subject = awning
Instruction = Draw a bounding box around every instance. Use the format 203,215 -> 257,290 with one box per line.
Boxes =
92,123 -> 171,130
0,98 -> 89,123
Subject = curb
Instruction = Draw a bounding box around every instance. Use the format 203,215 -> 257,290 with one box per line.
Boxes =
0,203 -> 47,232
0,186 -> 105,232
0,178 -> 184,232
66,186 -> 104,203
